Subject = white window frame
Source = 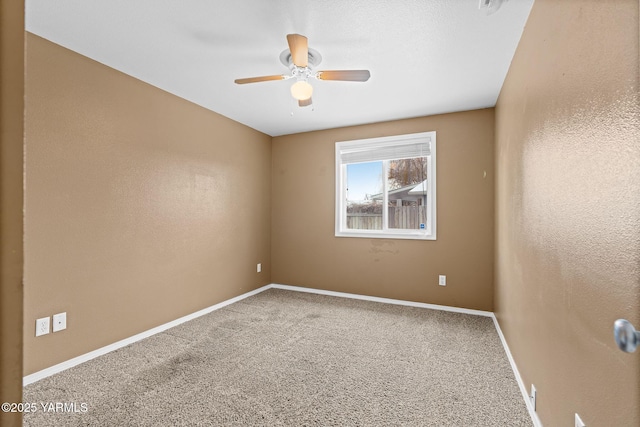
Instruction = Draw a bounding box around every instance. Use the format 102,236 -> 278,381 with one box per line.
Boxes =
335,131 -> 436,240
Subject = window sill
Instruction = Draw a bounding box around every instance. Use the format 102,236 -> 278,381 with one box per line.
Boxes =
335,230 -> 436,240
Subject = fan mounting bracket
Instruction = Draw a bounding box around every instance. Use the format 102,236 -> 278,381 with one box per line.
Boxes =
279,47 -> 322,70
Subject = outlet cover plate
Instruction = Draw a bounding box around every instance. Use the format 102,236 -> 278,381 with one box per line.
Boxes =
438,275 -> 446,286
36,317 -> 50,337
257,263 -> 262,273
53,312 -> 67,332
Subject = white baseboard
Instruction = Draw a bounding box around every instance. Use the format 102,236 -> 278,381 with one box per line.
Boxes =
23,284 -> 272,386
24,282 -> 541,426
491,314 -> 543,427
270,283 -> 494,317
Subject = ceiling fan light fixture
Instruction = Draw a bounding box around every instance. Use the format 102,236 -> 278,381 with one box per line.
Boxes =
234,34 -> 370,109
290,80 -> 313,101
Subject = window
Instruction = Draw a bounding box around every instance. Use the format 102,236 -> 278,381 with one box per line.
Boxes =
335,131 -> 436,240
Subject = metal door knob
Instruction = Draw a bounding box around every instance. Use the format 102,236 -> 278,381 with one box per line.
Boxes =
614,319 -> 640,353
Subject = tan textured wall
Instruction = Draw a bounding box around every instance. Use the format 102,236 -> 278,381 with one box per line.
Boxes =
0,2 -> 25,426
272,109 -> 495,311
495,1 -> 640,426
24,34 -> 272,375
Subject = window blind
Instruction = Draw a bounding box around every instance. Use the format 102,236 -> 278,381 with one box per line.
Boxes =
338,135 -> 431,164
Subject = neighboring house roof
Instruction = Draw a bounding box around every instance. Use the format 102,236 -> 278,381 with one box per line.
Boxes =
408,180 -> 428,195
370,180 -> 428,201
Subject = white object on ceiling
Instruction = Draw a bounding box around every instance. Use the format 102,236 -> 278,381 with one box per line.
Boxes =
26,0 -> 534,137
479,0 -> 511,15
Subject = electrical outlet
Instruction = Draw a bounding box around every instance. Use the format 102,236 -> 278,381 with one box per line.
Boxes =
257,263 -> 262,273
36,317 -> 50,337
530,384 -> 537,411
575,413 -> 585,427
438,275 -> 446,286
53,312 -> 67,332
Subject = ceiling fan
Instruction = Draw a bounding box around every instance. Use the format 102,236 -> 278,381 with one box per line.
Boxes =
234,34 -> 371,107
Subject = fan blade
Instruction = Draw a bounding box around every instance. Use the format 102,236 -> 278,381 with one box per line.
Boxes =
234,75 -> 286,84
287,34 -> 308,67
298,97 -> 312,107
317,70 -> 371,82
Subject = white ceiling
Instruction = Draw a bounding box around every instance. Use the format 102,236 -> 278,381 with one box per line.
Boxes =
26,0 -> 534,137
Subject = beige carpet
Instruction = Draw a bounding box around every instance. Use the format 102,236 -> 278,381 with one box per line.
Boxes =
23,288 -> 532,426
